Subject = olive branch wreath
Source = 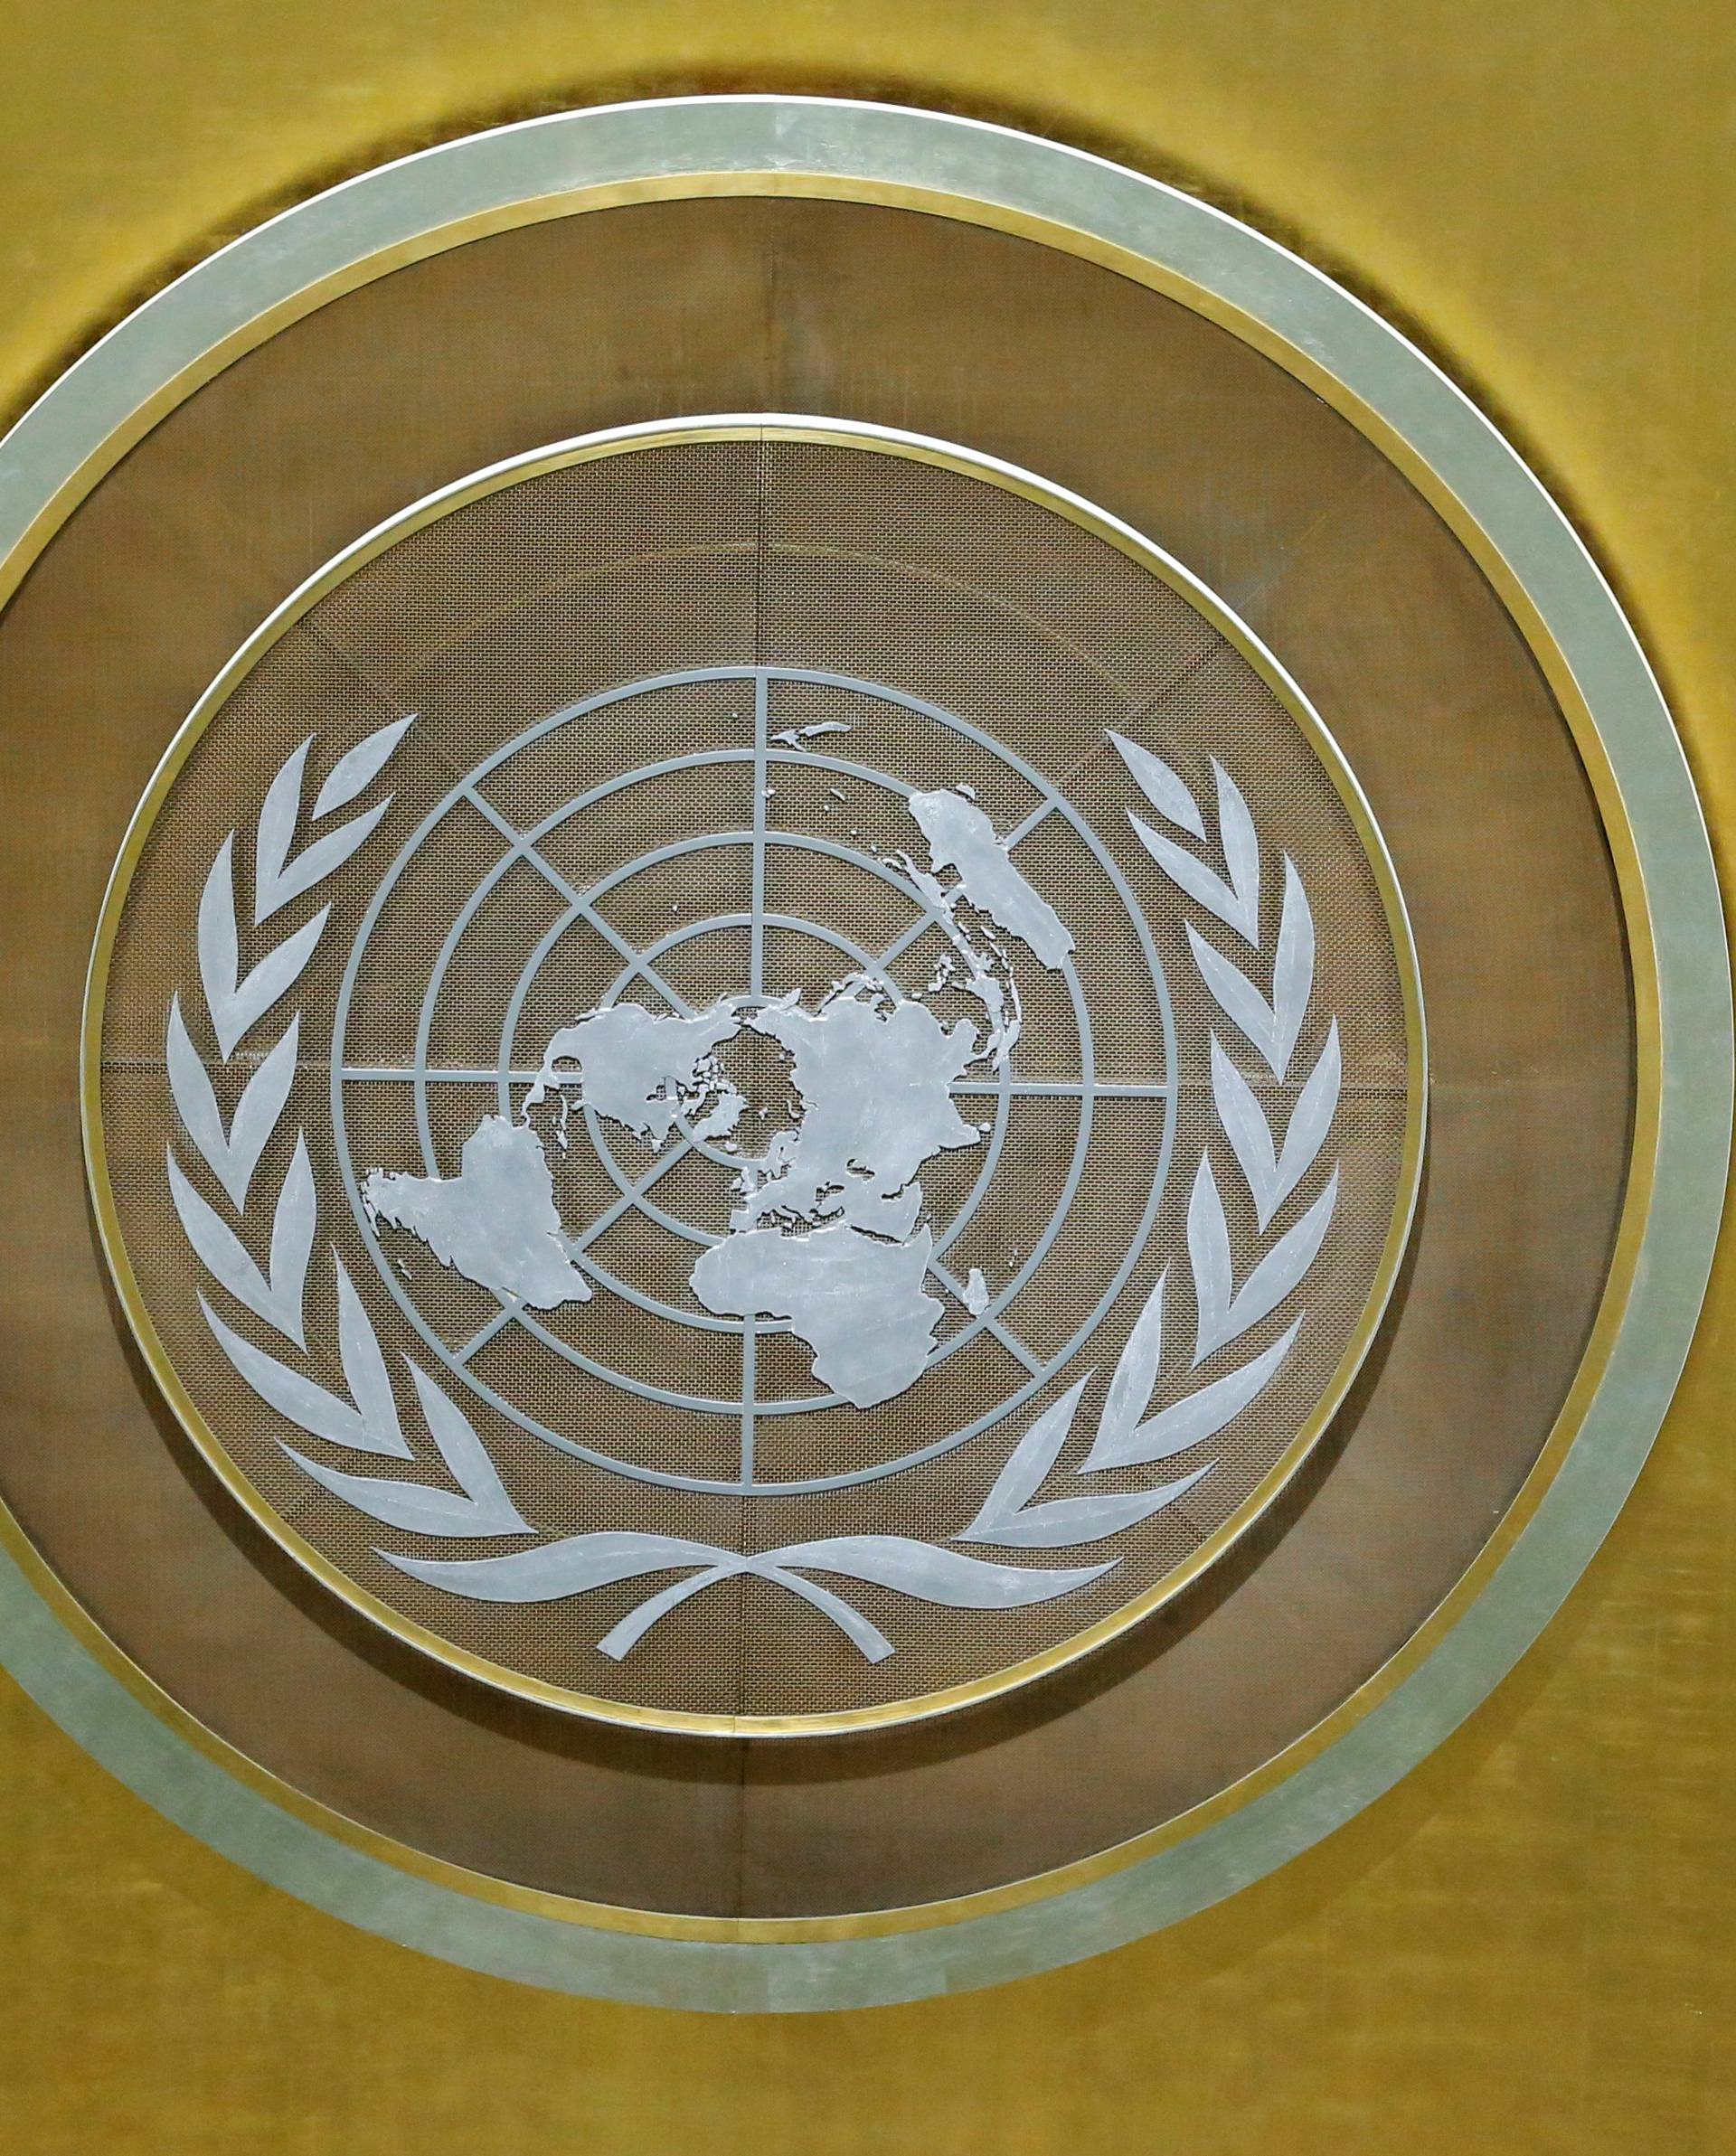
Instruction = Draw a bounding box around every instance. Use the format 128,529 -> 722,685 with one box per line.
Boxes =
163,724 -> 1340,1666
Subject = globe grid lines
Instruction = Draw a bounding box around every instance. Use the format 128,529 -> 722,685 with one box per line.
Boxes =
335,681 -> 1168,1487
494,821 -> 1108,1419
329,666 -> 1179,1498
510,866 -> 1049,1324
482,702 -> 1107,1358
479,796 -> 1043,1347
362,872 -> 1096,1427
539,909 -> 1045,1483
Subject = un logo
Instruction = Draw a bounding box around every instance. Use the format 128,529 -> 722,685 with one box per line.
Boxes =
5,98 -> 1709,2007
86,418 -> 1423,1734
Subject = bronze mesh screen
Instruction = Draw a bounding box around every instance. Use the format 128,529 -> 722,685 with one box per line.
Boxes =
95,428 -> 1414,1726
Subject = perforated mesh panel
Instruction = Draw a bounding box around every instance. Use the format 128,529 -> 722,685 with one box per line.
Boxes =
95,427 -> 1416,1726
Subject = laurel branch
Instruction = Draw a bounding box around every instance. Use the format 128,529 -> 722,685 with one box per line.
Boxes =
165,727 -> 1339,1665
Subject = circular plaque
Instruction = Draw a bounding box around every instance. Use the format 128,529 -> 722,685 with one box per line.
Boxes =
0,99 -> 1722,2010
86,419 -> 1422,1734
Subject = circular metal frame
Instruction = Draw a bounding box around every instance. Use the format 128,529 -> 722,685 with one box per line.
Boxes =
81,416 -> 1423,1733
0,96 -> 1725,2009
85,411 -> 1420,1734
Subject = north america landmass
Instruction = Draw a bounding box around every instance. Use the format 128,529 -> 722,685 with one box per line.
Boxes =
363,786 -> 1071,1410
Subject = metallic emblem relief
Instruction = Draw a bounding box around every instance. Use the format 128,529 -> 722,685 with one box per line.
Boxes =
0,98 -> 1705,2008
91,418 -> 1423,1733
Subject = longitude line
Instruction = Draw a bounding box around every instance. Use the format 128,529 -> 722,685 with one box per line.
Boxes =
1005,796 -> 1062,849
875,916 -> 929,971
566,1137 -> 698,1255
461,783 -> 694,1015
740,438 -> 771,1503
740,1324 -> 759,1487
750,673 -> 769,999
457,1304 -> 518,1364
926,1258 -> 1044,1375
725,434 -> 777,1809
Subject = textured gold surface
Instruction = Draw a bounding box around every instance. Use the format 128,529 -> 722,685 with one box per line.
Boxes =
0,3 -> 1731,2151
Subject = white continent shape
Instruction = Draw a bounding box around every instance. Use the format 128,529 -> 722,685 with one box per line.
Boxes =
362,785 -> 1072,1409
363,1115 -> 592,1310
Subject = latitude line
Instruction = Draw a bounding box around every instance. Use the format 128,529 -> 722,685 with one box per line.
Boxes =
950,1078 -> 1173,1098
743,668 -> 770,1481
461,783 -> 695,1015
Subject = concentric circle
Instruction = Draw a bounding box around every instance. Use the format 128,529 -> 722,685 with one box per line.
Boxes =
331,675 -> 1161,1481
85,416 -> 1422,1735
0,99 -> 1709,2010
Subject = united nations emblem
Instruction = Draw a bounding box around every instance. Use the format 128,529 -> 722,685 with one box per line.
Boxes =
0,95 -> 1713,2009
86,417 -> 1422,1733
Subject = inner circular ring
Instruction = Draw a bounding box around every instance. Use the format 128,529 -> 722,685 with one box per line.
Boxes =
571,918 -> 1048,1338
575,914 -> 907,1244
557,911 -> 1054,1398
506,910 -> 921,1385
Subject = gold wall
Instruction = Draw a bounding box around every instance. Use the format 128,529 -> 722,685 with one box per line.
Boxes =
1,3 -> 1731,2148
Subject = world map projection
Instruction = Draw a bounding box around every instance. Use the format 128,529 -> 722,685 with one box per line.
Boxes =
363,787 -> 1073,1409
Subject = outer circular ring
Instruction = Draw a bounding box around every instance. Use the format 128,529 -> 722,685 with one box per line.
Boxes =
0,97 -> 1725,2008
82,413 -> 1423,1735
